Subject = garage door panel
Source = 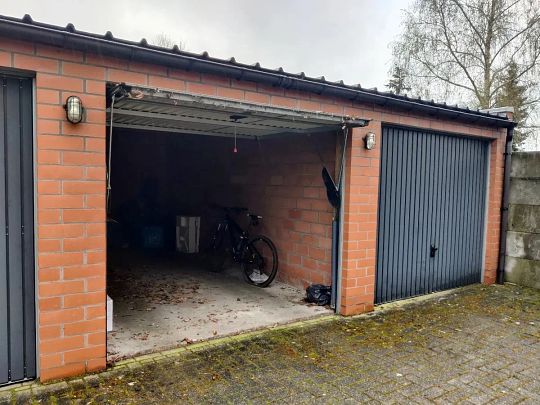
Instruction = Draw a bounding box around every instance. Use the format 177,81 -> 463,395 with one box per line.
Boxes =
437,134 -> 456,291
433,136 -> 487,291
375,126 -> 389,302
20,78 -> 36,379
386,128 -> 401,299
403,131 -> 417,298
376,126 -> 488,304
431,133 -> 450,293
6,78 -> 25,382
0,76 -> 8,385
0,76 -> 36,386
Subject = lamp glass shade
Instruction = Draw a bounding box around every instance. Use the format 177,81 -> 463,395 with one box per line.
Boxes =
65,96 -> 83,124
365,132 -> 376,150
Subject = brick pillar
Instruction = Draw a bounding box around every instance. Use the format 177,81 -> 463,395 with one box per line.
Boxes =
483,130 -> 507,284
36,69 -> 107,381
340,123 -> 381,315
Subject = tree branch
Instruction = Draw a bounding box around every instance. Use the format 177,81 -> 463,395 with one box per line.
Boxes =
490,15 -> 540,64
494,0 -> 523,20
449,0 -> 487,55
413,56 -> 477,93
438,2 -> 483,100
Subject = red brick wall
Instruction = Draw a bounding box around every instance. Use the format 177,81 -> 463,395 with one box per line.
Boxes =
485,132 -> 507,284
0,37 -> 507,381
231,133 -> 337,288
339,122 -> 381,315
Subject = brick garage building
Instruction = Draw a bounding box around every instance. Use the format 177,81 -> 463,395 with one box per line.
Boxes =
0,15 -> 514,383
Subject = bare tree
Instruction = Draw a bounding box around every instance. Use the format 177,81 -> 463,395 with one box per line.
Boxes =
151,33 -> 185,51
390,0 -> 540,110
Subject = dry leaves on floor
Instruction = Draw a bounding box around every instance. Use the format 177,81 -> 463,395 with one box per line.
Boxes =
108,263 -> 205,305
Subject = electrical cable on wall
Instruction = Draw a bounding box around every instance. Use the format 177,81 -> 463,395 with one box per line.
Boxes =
337,124 -> 349,189
106,83 -> 130,214
106,93 -> 115,214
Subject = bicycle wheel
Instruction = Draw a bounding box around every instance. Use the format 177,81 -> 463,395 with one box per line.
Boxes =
241,235 -> 278,287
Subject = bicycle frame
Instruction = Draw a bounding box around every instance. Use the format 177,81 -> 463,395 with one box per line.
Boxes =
209,207 -> 278,287
215,214 -> 250,262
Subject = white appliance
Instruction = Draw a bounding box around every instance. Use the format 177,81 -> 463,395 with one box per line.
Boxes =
176,216 -> 201,253
106,295 -> 113,332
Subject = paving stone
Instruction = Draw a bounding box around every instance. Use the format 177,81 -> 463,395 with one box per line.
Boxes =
0,392 -> 11,405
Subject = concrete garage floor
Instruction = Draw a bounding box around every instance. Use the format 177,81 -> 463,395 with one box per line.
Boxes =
106,251 -> 331,360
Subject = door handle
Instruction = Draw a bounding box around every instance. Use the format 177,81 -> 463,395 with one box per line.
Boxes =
430,244 -> 438,258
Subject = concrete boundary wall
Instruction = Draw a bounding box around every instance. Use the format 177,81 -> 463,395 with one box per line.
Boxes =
505,151 -> 540,289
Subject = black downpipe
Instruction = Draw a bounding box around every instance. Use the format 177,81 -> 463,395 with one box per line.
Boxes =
496,127 -> 514,284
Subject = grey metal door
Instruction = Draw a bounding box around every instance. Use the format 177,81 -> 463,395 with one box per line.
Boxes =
376,126 -> 489,304
0,75 -> 36,385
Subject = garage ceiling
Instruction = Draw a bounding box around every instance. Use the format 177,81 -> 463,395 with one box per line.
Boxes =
106,85 -> 369,139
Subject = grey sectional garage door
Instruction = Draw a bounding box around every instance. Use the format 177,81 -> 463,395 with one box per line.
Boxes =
376,126 -> 489,304
0,75 -> 36,385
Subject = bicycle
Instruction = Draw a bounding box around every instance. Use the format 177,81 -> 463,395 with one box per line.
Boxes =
207,205 -> 278,288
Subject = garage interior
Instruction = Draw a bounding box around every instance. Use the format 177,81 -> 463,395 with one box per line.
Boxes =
105,85 -> 367,360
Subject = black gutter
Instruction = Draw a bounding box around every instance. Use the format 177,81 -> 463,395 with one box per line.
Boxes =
0,14 -> 515,129
496,127 -> 514,284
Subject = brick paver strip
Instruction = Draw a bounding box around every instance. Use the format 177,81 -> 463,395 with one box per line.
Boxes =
1,284 -> 539,404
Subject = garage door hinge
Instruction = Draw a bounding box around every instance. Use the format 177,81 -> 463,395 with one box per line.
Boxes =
5,225 -> 8,236
21,225 -> 24,236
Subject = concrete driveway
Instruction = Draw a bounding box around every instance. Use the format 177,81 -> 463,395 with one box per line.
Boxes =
2,284 -> 539,404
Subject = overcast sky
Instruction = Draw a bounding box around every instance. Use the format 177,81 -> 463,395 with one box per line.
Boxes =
1,0 -> 411,89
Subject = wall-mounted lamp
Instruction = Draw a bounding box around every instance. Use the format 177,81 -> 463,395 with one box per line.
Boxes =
64,96 -> 84,124
364,131 -> 376,150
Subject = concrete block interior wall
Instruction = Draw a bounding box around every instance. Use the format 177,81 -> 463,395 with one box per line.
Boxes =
236,133 -> 337,287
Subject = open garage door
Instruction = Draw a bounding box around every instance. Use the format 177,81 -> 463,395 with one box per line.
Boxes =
107,84 -> 367,138
375,126 -> 489,304
106,83 -> 368,294
105,84 -> 368,359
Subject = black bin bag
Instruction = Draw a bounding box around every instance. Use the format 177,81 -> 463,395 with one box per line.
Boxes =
306,284 -> 331,306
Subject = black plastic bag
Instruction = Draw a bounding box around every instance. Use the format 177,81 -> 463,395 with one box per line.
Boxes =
306,284 -> 332,306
